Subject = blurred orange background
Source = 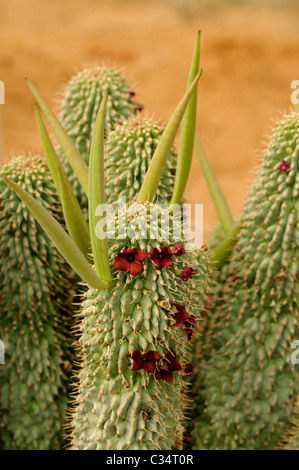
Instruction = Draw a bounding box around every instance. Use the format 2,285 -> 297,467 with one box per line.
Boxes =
0,0 -> 298,241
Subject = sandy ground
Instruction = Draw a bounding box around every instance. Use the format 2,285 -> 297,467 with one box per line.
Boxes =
0,0 -> 298,240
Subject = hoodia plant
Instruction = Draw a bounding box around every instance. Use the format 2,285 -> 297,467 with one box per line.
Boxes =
192,111 -> 299,449
4,33 -> 210,449
104,117 -> 177,204
0,155 -> 75,450
33,67 -> 179,213
58,66 -> 139,208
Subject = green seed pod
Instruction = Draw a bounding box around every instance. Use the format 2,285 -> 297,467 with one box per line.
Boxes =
70,203 -> 209,449
0,155 -> 75,450
192,112 -> 299,450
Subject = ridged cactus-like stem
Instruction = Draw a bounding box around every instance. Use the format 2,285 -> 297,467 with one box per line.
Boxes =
6,35 -> 207,449
70,204 -> 209,449
0,155 -> 75,449
105,117 -> 177,204
192,111 -> 299,449
60,66 -> 139,158
59,66 -> 139,207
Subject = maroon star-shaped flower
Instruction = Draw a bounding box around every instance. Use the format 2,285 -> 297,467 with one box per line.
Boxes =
278,160 -> 290,172
134,103 -> 143,112
185,328 -> 195,341
169,304 -> 190,327
155,367 -> 174,382
127,89 -> 136,97
155,350 -> 182,382
127,350 -> 162,373
181,267 -> 196,282
113,247 -> 147,276
173,244 -> 185,256
184,315 -> 196,328
184,363 -> 194,376
184,315 -> 196,342
164,350 -> 182,371
148,246 -> 173,270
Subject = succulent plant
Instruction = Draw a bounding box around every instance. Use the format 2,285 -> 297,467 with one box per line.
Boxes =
4,32 -> 208,450
70,202 -> 209,450
30,67 -> 180,213
60,65 -> 139,158
105,117 -> 176,204
192,111 -> 299,450
58,66 -> 139,209
0,155 -> 75,450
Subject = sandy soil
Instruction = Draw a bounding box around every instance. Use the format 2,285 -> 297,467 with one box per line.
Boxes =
0,0 -> 298,240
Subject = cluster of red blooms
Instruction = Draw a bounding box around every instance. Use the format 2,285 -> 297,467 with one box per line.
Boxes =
113,243 -> 196,282
115,243 -> 196,380
127,349 -> 193,382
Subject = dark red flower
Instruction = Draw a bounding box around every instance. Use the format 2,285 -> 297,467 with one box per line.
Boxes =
184,315 -> 197,342
155,350 -> 182,382
148,246 -> 173,270
155,368 -> 174,382
181,267 -> 196,282
128,89 -> 136,97
184,315 -> 196,328
173,244 -> 185,256
184,315 -> 196,341
113,247 -> 147,276
278,160 -> 290,172
169,304 -> 190,327
231,273 -> 239,284
183,435 -> 192,444
134,103 -> 143,112
185,328 -> 195,341
164,350 -> 182,372
127,350 -> 162,373
184,363 -> 194,376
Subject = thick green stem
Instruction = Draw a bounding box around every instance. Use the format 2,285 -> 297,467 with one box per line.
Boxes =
170,31 -> 201,205
195,134 -> 234,234
88,93 -> 113,285
137,72 -> 202,204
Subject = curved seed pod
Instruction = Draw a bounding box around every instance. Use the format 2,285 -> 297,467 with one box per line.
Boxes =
0,155 -> 75,450
70,203 -> 209,449
192,111 -> 299,450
